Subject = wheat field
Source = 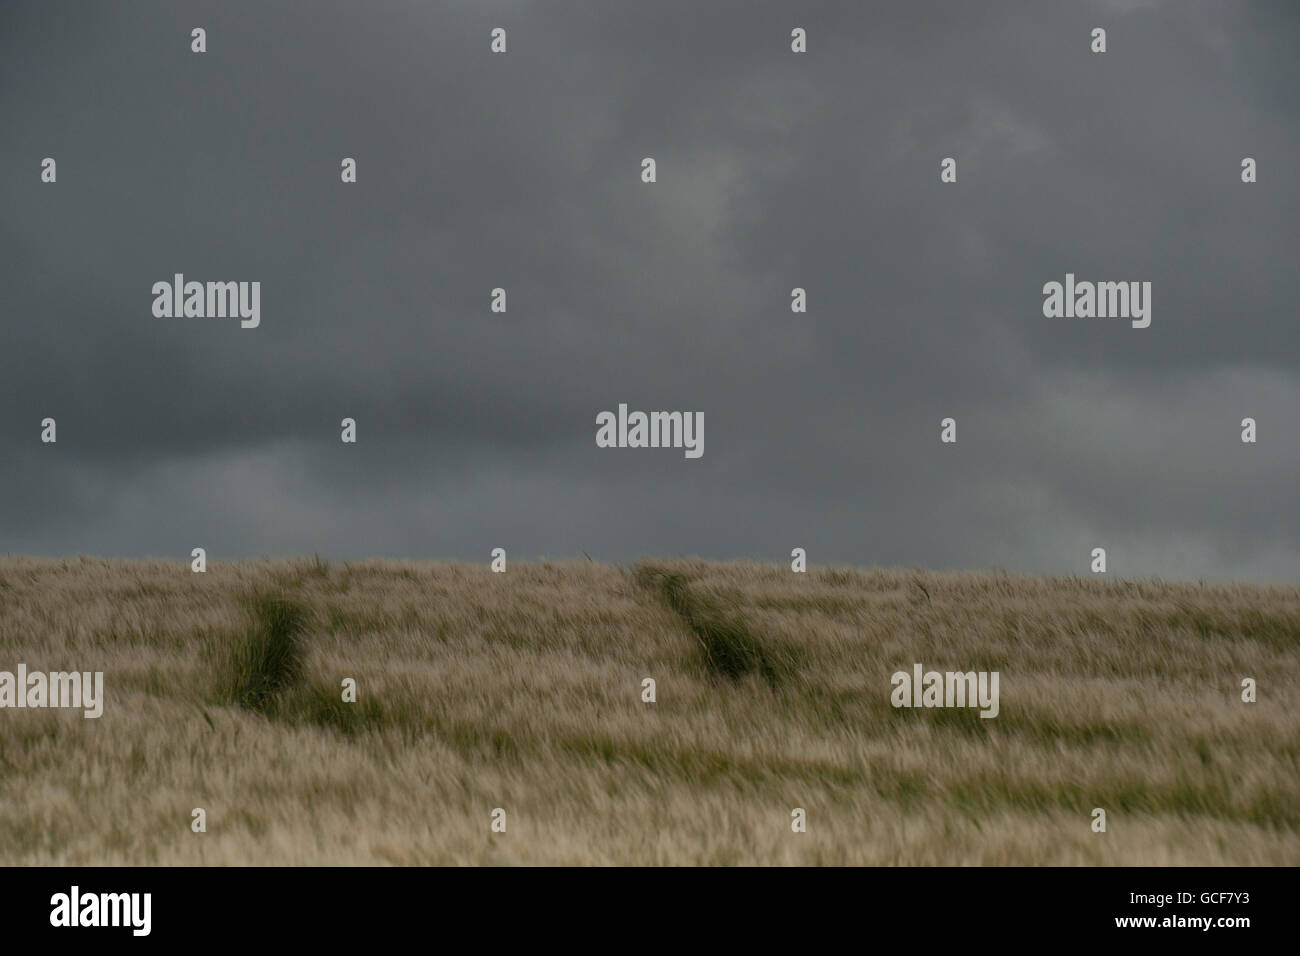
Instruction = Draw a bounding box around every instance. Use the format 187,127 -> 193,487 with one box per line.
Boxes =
0,556 -> 1296,865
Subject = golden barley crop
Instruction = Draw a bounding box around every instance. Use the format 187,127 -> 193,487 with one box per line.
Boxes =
0,556 -> 1296,865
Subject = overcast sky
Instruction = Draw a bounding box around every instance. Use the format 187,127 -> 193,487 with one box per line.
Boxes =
1,0 -> 1296,579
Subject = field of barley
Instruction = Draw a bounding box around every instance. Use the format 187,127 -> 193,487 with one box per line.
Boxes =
0,556 -> 1297,865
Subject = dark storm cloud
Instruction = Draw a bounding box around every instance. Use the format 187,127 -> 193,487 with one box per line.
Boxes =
1,0 -> 1296,578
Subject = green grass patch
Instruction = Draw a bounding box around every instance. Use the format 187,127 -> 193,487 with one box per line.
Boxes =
636,565 -> 801,688
210,593 -> 307,715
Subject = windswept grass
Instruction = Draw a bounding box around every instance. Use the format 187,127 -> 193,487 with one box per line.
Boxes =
0,557 -> 1296,865
636,563 -> 800,688
209,593 -> 307,716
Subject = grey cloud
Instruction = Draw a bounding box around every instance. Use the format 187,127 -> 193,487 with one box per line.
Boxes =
0,0 -> 1295,579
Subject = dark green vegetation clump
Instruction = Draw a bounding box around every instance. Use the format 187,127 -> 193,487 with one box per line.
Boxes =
636,565 -> 800,688
212,593 -> 307,715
